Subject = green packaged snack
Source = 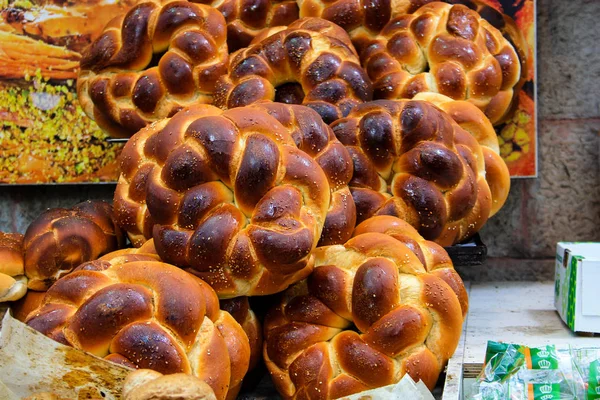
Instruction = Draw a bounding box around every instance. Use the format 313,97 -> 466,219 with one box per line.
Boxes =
470,341 -> 600,400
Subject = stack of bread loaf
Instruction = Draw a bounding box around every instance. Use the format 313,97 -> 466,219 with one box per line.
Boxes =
1,0 -> 526,398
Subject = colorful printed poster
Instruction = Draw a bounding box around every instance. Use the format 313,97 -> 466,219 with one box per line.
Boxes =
0,0 -> 136,183
482,0 -> 537,177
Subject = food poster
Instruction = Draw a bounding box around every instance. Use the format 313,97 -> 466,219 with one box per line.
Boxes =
0,0 -> 537,184
0,0 -> 136,184
482,0 -> 537,177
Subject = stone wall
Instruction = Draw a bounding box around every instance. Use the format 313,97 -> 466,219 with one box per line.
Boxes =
1,0 -> 599,281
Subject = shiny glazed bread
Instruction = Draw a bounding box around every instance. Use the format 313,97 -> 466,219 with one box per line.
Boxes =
360,2 -> 521,125
24,200 -> 125,291
191,0 -> 299,52
0,232 -> 27,302
264,218 -> 467,399
214,18 -> 373,124
414,92 -> 510,216
26,248 -> 250,400
331,99 -> 492,246
114,104 -> 330,297
248,102 -> 356,246
77,0 -> 228,138
220,297 -> 262,372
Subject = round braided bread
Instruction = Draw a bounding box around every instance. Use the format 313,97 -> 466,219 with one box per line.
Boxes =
264,216 -> 467,399
214,18 -> 373,124
26,247 -> 250,400
414,92 -> 510,216
24,200 -> 125,291
77,0 -> 228,138
190,0 -> 299,52
330,99 -> 492,246
113,104 -> 330,297
0,232 -> 27,302
360,2 -> 521,125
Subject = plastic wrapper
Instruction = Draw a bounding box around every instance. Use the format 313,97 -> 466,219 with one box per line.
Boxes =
471,341 -> 600,400
339,374 -> 435,400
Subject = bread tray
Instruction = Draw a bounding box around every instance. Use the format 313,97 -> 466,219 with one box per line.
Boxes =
444,233 -> 487,267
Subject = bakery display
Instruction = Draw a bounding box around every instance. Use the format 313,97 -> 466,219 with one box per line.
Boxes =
77,0 -> 229,138
3,0 -> 531,397
0,232 -> 27,302
123,369 -> 217,400
331,99 -> 494,246
360,2 -> 521,125
248,102 -> 356,246
114,104 -> 329,297
25,247 -> 250,400
263,218 -> 466,398
214,18 -> 372,123
24,200 -> 125,291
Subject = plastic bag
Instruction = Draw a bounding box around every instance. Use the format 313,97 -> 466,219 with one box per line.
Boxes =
470,341 -> 600,400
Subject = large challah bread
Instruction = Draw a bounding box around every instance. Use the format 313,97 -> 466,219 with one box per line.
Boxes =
25,247 -> 250,400
77,0 -> 228,138
360,2 -> 521,125
0,232 -> 27,302
24,200 -> 125,291
192,0 -> 299,51
114,104 -> 330,297
331,99 -> 492,246
214,18 -> 373,124
414,92 -> 510,215
264,217 -> 467,399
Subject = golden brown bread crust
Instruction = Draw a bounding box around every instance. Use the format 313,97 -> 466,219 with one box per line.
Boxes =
26,248 -> 250,400
220,297 -> 262,373
359,2 -> 521,125
23,200 -> 125,291
413,92 -> 510,216
330,99 -> 492,246
77,0 -> 228,138
248,102 -> 356,246
214,18 -> 373,124
0,232 -> 26,302
123,369 -> 217,400
263,225 -> 466,399
113,104 -> 330,297
191,0 -> 299,52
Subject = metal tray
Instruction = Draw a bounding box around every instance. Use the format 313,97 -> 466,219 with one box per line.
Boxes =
444,234 -> 487,267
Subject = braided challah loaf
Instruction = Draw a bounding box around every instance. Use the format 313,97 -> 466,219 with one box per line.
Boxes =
0,232 -> 27,302
191,0 -> 299,51
77,0 -> 228,138
331,99 -> 492,246
214,18 -> 373,124
114,104 -> 330,297
360,2 -> 521,125
24,200 -> 125,291
25,247 -> 250,400
264,216 -> 467,399
414,92 -> 510,216
248,102 -> 356,246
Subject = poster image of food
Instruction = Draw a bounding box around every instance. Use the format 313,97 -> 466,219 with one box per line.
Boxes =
481,0 -> 537,177
0,0 -> 136,184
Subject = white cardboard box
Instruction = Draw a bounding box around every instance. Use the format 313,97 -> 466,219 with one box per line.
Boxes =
554,242 -> 600,333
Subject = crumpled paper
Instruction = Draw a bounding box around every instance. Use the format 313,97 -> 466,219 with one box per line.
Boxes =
0,309 -> 132,399
338,374 -> 435,400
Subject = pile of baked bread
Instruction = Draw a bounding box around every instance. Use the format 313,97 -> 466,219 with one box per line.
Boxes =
0,0 -> 526,398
